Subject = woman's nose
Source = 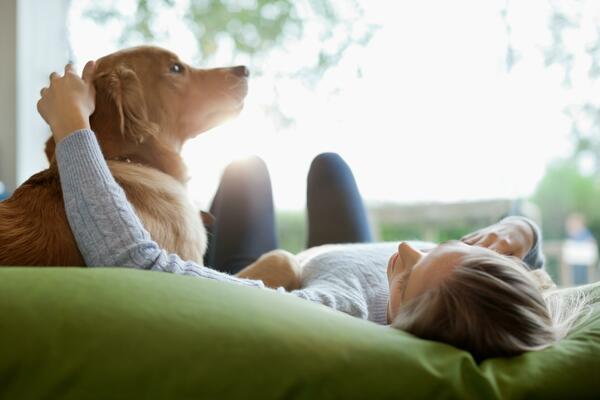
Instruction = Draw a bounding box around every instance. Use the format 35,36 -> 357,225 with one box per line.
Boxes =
231,65 -> 250,77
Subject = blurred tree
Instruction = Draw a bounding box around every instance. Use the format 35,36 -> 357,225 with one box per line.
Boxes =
82,0 -> 378,129
503,0 -> 600,245
504,1 -> 600,173
83,0 -> 378,78
532,158 -> 600,240
86,0 -> 302,63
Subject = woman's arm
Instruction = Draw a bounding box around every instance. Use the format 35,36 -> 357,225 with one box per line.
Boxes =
461,216 -> 545,269
38,62 -> 265,288
56,129 -> 265,288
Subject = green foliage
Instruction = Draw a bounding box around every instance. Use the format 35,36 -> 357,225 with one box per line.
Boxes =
82,0 -> 378,129
276,210 -> 307,253
378,223 -> 423,242
532,159 -> 600,240
378,222 -> 479,244
84,0 -> 300,58
504,1 -> 600,174
543,251 -> 561,283
276,211 -> 484,254
83,0 -> 378,76
544,4 -> 600,175
567,103 -> 600,175
184,0 -> 301,60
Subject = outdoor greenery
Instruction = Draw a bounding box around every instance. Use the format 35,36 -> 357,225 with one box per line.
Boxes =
83,0 -> 377,128
84,0 -> 378,78
276,211 -> 307,253
502,1 -> 600,245
83,0 -> 600,172
532,159 -> 600,240
276,211 -> 483,254
544,5 -> 600,175
85,0 -> 301,61
378,223 -> 476,244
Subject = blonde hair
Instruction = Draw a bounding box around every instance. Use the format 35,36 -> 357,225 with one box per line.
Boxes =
392,253 -> 589,361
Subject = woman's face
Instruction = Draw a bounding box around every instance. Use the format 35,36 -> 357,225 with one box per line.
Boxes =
386,240 -> 497,323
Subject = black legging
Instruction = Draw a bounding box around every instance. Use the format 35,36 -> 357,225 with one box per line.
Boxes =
203,152 -> 373,274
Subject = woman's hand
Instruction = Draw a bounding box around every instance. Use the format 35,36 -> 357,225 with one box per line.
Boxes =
37,61 -> 96,143
461,217 -> 535,259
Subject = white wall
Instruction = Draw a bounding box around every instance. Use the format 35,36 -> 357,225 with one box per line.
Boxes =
0,1 -> 17,191
0,0 -> 70,192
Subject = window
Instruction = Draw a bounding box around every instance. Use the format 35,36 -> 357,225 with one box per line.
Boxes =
69,1 -> 600,283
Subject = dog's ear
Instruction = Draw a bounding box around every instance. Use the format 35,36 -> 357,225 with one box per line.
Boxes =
44,136 -> 56,163
97,65 -> 158,143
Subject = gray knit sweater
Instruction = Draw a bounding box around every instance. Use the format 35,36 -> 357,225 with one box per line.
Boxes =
290,242 -> 432,324
56,129 -> 544,326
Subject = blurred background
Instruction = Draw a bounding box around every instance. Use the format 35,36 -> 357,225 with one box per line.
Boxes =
1,0 -> 600,285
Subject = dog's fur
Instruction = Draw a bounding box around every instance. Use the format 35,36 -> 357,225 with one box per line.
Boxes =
0,46 -> 248,266
237,249 -> 302,290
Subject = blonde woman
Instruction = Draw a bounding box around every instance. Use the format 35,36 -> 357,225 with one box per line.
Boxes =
38,62 -> 586,362
238,216 -> 567,361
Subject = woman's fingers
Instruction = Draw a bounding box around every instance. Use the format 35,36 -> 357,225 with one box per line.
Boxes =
82,60 -> 96,82
489,241 -> 512,256
49,62 -> 95,84
461,233 -> 481,245
64,63 -> 75,74
462,236 -> 476,245
39,87 -> 47,97
477,234 -> 497,249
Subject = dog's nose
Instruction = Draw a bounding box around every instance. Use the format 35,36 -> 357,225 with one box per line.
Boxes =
232,65 -> 250,77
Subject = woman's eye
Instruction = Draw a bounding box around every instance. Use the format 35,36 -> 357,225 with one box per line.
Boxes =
169,63 -> 184,74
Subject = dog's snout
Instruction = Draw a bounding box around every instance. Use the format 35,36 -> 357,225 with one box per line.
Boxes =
231,65 -> 249,77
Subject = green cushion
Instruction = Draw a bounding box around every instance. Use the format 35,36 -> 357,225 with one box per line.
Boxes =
0,268 -> 598,399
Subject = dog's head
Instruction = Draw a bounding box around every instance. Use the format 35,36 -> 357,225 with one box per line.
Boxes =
45,46 -> 249,178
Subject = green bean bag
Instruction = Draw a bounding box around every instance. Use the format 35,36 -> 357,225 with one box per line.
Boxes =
0,267 -> 598,399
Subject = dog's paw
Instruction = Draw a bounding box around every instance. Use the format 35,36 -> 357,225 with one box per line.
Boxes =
237,249 -> 302,291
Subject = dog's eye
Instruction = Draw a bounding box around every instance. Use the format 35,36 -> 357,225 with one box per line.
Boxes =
169,63 -> 184,74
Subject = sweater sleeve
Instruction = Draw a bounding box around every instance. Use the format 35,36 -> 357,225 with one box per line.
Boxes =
55,129 -> 265,289
500,216 -> 545,270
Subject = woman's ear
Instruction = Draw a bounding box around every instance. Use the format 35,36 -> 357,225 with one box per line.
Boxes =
44,136 -> 56,163
97,65 -> 158,143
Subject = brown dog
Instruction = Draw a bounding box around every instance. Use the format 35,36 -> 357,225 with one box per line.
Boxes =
0,46 -> 248,266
